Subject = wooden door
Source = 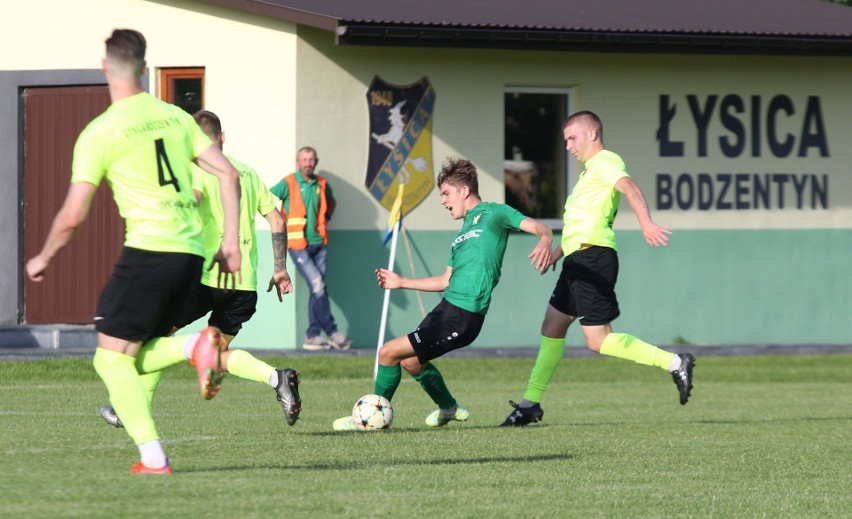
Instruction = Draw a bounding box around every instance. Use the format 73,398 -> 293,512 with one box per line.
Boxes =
22,85 -> 124,324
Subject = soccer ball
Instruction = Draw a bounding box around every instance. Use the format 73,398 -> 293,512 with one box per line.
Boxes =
351,394 -> 393,430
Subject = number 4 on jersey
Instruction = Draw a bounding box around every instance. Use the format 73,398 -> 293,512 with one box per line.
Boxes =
155,138 -> 181,192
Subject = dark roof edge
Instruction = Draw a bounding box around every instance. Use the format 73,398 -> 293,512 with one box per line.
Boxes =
336,25 -> 852,56
198,0 -> 339,31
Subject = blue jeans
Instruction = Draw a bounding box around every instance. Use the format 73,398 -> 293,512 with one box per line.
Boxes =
289,244 -> 338,338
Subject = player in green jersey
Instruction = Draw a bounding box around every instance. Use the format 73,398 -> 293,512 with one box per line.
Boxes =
98,110 -> 302,430
25,29 -> 241,474
500,110 -> 695,427
333,157 -> 553,430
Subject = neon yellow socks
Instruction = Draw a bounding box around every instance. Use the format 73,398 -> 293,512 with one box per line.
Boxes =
599,332 -> 674,370
137,372 -> 162,409
374,363 -> 402,400
225,349 -> 276,385
92,348 -> 160,445
412,363 -> 456,410
522,336 -> 565,403
135,335 -> 191,373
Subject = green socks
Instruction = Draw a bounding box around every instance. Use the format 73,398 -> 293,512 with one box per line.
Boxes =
92,348 -> 159,445
374,363 -> 402,401
412,363 -> 457,410
226,349 -> 276,385
600,332 -> 674,370
522,336 -> 565,403
374,363 -> 456,409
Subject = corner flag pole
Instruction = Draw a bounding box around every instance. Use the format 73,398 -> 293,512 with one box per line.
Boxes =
374,217 -> 401,380
374,182 -> 405,380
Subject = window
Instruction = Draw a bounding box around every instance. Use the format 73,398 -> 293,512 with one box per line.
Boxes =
504,88 -> 573,221
160,67 -> 204,114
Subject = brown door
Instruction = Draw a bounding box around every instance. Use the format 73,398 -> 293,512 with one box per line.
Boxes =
22,85 -> 124,324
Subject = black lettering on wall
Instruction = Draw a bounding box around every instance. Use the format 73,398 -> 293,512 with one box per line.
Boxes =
697,173 -> 714,210
657,96 -> 684,157
812,174 -> 828,209
772,174 -> 790,209
799,96 -> 829,157
657,173 -> 673,209
717,174 -> 732,210
791,175 -> 809,209
719,95 -> 746,158
767,96 -> 795,158
687,94 -> 717,157
751,95 -> 762,157
735,174 -> 750,210
753,174 -> 770,209
676,174 -> 694,210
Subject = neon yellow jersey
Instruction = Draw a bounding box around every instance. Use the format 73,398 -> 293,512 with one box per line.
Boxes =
561,149 -> 629,256
193,154 -> 277,291
71,92 -> 211,256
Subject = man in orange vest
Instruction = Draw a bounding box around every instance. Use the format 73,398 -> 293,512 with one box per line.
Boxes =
270,147 -> 352,350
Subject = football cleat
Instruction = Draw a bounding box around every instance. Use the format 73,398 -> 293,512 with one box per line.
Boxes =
425,404 -> 470,427
98,405 -> 124,428
190,326 -> 224,400
275,368 -> 302,426
131,459 -> 171,474
499,401 -> 544,427
333,416 -> 357,431
671,353 -> 696,405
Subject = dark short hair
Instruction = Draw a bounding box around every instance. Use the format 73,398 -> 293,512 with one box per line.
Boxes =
564,110 -> 603,140
105,29 -> 146,70
194,110 -> 222,138
437,157 -> 479,196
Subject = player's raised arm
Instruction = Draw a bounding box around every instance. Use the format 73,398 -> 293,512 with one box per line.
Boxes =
518,217 -> 553,272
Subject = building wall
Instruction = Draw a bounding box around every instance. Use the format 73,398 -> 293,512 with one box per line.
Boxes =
1,0 -> 300,344
242,26 -> 851,348
3,2 -> 849,346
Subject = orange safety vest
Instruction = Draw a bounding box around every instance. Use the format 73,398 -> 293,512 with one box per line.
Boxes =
281,174 -> 328,249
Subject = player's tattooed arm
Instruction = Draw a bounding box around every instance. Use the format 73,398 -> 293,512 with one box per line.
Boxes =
272,231 -> 287,272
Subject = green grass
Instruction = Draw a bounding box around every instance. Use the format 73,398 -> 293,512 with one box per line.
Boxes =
1,354 -> 850,518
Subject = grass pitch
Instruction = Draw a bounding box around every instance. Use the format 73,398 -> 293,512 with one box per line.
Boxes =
1,353 -> 850,518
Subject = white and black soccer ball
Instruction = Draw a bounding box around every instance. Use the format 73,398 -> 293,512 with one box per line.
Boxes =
351,394 -> 393,430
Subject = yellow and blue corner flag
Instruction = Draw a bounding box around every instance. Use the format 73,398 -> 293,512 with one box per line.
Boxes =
383,183 -> 405,246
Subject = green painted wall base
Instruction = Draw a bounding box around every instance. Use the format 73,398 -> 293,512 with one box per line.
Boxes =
206,228 -> 850,349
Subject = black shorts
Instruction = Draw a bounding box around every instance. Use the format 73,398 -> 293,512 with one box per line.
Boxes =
174,285 -> 258,336
95,247 -> 203,343
407,299 -> 485,364
549,246 -> 620,326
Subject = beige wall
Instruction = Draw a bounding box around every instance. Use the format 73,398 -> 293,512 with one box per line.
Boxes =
296,27 -> 852,232
1,0 -> 298,190
1,0 -> 301,339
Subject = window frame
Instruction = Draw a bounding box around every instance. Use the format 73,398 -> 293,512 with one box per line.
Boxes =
504,86 -> 575,229
159,67 -> 205,113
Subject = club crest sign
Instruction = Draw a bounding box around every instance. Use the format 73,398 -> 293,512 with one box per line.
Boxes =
365,76 -> 435,213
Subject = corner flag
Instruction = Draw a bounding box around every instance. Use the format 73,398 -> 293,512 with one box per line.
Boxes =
382,183 -> 404,246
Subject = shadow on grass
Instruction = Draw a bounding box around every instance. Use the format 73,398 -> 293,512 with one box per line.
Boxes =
691,416 -> 851,425
178,453 -> 573,473
564,415 -> 852,427
302,423 -> 557,436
